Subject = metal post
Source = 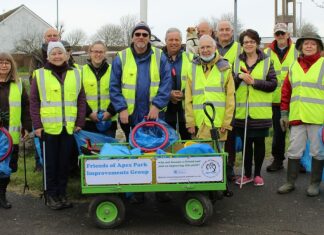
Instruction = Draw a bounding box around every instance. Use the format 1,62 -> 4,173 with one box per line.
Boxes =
140,0 -> 148,23
234,0 -> 238,41
56,0 -> 59,30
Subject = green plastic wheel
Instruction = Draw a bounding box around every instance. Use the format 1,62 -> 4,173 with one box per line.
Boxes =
185,198 -> 204,220
89,195 -> 125,229
182,193 -> 213,226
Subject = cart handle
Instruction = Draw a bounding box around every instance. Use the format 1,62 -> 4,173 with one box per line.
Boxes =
203,102 -> 216,127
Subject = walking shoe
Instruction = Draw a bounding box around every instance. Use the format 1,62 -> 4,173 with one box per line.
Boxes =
235,176 -> 253,185
266,160 -> 284,172
0,194 -> 12,209
254,176 -> 264,186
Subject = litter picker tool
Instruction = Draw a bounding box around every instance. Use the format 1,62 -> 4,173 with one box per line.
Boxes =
239,67 -> 250,189
203,102 -> 221,153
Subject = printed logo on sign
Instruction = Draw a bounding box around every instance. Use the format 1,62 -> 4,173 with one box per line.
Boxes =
201,159 -> 221,178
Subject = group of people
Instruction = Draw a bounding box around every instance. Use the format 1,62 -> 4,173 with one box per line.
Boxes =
0,19 -> 323,210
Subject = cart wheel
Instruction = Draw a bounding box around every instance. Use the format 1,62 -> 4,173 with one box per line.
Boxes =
182,193 -> 213,226
89,195 -> 125,229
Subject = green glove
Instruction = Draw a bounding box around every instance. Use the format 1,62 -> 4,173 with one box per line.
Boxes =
280,110 -> 289,132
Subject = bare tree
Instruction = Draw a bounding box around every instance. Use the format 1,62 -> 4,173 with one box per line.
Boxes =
296,20 -> 319,37
64,29 -> 87,47
55,22 -> 65,38
94,24 -> 125,47
14,31 -> 43,54
120,14 -> 139,46
310,0 -> 324,8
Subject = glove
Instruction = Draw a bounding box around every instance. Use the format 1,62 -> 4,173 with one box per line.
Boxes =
280,110 -> 289,132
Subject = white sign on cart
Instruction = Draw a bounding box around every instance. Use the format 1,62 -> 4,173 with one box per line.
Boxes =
85,159 -> 152,185
156,157 -> 223,183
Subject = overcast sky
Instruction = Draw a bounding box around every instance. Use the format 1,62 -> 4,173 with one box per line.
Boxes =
2,0 -> 324,42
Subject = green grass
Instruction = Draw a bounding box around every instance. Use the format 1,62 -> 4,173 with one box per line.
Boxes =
8,153 -> 84,200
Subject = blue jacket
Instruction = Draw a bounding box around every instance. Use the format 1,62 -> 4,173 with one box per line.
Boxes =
110,44 -> 172,126
162,47 -> 186,123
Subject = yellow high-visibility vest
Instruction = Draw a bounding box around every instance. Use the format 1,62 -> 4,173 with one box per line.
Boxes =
264,44 -> 298,103
35,68 -> 81,135
234,57 -> 273,120
289,57 -> 324,124
82,64 -> 116,121
191,63 -> 228,127
8,79 -> 22,144
217,41 -> 242,66
118,47 -> 161,115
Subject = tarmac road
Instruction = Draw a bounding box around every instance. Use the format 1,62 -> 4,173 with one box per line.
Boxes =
1,161 -> 324,235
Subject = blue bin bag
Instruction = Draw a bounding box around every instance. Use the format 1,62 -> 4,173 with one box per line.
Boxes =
34,136 -> 43,166
300,137 -> 324,181
0,130 -> 12,177
96,111 -> 112,133
99,143 -> 142,158
175,143 -> 216,157
74,130 -> 117,154
235,135 -> 243,152
130,119 -> 178,150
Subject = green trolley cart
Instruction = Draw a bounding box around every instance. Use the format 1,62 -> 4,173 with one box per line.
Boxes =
79,140 -> 228,228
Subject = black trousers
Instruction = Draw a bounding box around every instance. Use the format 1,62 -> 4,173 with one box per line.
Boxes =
271,106 -> 286,162
243,137 -> 265,177
166,121 -> 191,140
225,129 -> 236,167
0,177 -> 10,194
43,128 -> 74,197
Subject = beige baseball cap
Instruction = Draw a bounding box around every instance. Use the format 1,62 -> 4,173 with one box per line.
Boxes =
274,23 -> 288,33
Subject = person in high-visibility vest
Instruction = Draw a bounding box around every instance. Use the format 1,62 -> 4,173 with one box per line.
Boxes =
110,22 -> 172,142
278,33 -> 324,196
215,20 -> 242,181
29,27 -> 61,173
82,41 -> 117,137
264,23 -> 298,172
163,27 -> 192,140
30,41 -> 86,210
110,22 -> 172,204
185,35 -> 235,142
233,29 -> 277,187
0,53 -> 31,209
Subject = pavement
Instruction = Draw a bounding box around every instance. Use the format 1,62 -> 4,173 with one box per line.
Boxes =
1,160 -> 324,235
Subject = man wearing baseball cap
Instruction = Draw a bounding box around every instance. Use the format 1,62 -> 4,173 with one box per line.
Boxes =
264,23 -> 298,172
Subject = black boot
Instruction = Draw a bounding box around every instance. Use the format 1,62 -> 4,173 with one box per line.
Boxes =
46,195 -> 63,210
278,159 -> 299,194
59,195 -> 73,209
0,177 -> 11,209
307,158 -> 324,197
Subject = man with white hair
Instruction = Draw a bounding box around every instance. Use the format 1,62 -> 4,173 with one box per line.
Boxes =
185,35 -> 235,142
197,21 -> 214,39
215,20 -> 242,180
163,27 -> 192,140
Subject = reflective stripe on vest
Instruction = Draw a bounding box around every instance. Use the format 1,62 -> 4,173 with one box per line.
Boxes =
264,44 -> 298,103
118,47 -> 161,115
235,57 -> 273,119
36,68 -> 81,135
8,79 -> 22,144
289,57 -> 324,124
191,63 -> 227,128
